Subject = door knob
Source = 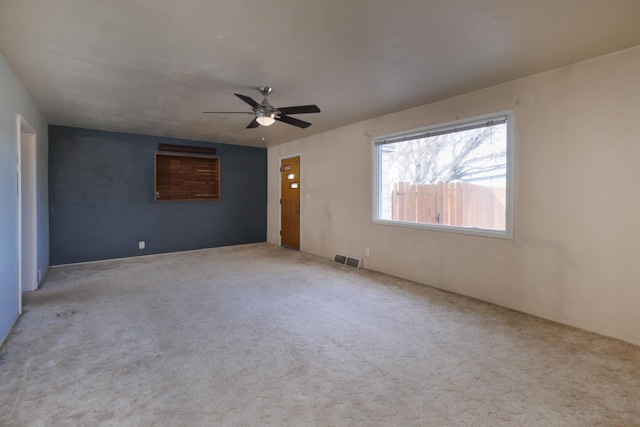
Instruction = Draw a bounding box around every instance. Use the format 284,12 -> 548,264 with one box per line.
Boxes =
295,208 -> 300,212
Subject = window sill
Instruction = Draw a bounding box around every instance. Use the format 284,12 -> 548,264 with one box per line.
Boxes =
372,218 -> 513,240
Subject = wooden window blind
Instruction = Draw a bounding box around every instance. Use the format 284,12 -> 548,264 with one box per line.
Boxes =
155,153 -> 220,201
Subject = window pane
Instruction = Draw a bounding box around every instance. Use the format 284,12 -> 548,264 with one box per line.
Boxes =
377,117 -> 508,232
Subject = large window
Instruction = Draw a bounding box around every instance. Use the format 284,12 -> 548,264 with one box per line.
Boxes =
374,111 -> 513,239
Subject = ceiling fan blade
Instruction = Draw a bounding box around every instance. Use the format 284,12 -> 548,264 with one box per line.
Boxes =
235,93 -> 260,109
277,105 -> 321,115
276,115 -> 312,129
202,111 -> 253,114
246,118 -> 260,128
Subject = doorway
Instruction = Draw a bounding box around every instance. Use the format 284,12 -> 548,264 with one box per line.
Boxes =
280,156 -> 300,250
17,115 -> 38,314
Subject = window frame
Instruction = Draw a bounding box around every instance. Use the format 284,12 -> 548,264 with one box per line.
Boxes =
372,110 -> 514,240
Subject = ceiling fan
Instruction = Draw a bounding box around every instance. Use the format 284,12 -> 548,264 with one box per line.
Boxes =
203,86 -> 320,129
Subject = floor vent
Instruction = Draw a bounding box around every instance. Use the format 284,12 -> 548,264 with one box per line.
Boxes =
333,253 -> 362,269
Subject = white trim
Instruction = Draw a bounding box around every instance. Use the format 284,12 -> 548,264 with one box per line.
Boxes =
278,153 -> 302,248
16,116 -> 22,314
17,115 -> 38,303
505,109 -> 515,240
373,110 -> 511,144
371,110 -> 514,240
371,139 -> 379,230
371,218 -> 511,239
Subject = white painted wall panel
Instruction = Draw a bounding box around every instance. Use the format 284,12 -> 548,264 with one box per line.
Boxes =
267,46 -> 640,345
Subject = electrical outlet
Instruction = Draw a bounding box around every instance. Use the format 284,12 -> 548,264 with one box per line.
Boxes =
364,248 -> 370,257
139,241 -> 145,250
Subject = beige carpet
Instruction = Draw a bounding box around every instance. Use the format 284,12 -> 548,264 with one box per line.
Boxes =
1,243 -> 638,426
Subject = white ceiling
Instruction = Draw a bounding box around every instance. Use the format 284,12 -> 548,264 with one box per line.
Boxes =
1,1 -> 639,148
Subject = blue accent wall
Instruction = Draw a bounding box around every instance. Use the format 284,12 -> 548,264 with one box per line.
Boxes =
49,126 -> 266,265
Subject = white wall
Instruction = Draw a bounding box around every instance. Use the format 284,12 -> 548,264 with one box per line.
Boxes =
268,45 -> 640,345
0,53 -> 49,344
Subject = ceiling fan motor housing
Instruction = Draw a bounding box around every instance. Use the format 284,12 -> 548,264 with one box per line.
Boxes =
203,86 -> 319,129
257,87 -> 278,118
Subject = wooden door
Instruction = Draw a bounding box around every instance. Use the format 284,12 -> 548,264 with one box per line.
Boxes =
280,156 -> 300,249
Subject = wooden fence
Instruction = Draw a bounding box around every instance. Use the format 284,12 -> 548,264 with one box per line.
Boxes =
391,181 -> 506,230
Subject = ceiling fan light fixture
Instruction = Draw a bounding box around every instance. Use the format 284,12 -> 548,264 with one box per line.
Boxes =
256,111 -> 276,126
204,88 -> 319,129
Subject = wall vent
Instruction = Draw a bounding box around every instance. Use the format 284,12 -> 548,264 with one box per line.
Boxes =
332,253 -> 362,269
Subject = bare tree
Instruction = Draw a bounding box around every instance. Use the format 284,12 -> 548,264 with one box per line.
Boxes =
386,127 -> 506,184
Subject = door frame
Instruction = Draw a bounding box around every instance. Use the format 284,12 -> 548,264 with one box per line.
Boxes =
16,114 -> 38,314
278,153 -> 302,248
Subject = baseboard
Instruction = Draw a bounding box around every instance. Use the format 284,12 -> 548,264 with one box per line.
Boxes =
360,264 -> 640,348
37,266 -> 50,290
0,315 -> 19,351
50,242 -> 268,268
